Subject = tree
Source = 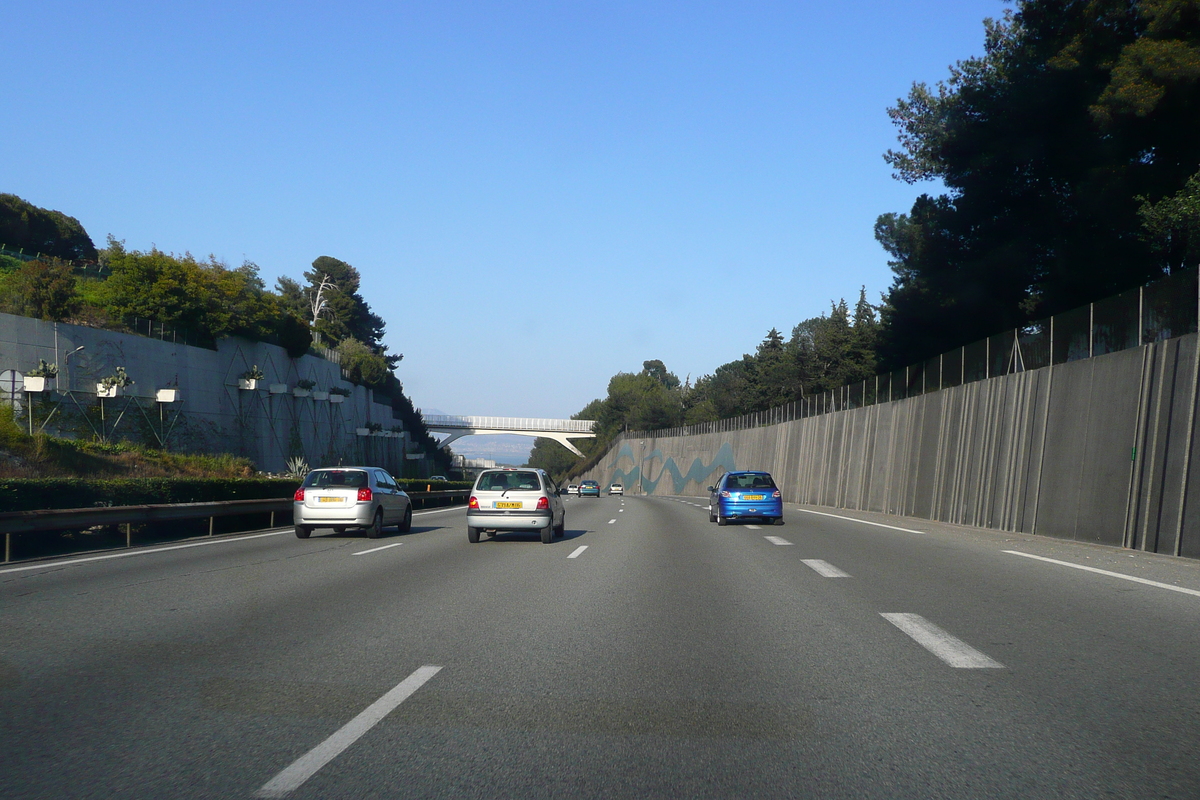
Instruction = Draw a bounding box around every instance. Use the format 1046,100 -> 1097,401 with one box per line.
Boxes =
0,194 -> 97,262
336,337 -> 390,390
0,258 -> 81,321
876,1 -> 1200,368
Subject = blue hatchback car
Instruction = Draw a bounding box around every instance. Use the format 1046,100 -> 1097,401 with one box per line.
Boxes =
708,471 -> 783,526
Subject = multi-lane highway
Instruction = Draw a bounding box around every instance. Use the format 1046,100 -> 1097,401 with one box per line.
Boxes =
3,494 -> 1199,798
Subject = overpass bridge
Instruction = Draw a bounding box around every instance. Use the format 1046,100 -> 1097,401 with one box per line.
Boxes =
422,415 -> 597,456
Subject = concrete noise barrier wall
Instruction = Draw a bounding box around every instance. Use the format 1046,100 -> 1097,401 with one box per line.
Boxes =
583,333 -> 1200,558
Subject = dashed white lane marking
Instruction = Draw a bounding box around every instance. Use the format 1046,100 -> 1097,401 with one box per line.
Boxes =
619,509 -> 624,513
413,506 -> 467,516
255,665 -> 442,798
802,559 -> 851,577
568,546 -> 588,559
746,525 -> 761,530
764,536 -> 793,546
797,508 -> 926,535
0,529 -> 290,575
607,519 -> 617,524
1004,550 -> 1200,598
880,613 -> 1004,669
352,543 -> 403,556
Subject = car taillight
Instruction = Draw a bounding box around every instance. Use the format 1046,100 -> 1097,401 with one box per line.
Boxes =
772,490 -> 781,498
720,490 -> 730,498
294,488 -> 305,502
536,497 -> 549,510
357,487 -> 372,502
469,496 -> 479,509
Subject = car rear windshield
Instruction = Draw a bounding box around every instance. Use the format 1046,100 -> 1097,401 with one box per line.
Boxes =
304,470 -> 368,488
724,473 -> 776,489
477,471 -> 542,491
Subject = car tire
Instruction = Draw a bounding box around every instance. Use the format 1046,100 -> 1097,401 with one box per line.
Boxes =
367,510 -> 383,539
540,520 -> 553,544
555,514 -> 565,538
399,505 -> 412,533
773,518 -> 785,526
708,506 -> 716,523
717,512 -> 727,526
334,527 -> 346,534
295,525 -> 311,539
467,526 -> 480,543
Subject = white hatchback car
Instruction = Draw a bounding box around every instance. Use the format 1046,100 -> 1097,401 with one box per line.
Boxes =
293,467 -> 412,539
608,482 -> 624,496
467,468 -> 565,544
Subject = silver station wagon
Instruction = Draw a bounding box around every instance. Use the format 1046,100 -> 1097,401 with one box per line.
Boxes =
467,468 -> 565,544
293,466 -> 412,539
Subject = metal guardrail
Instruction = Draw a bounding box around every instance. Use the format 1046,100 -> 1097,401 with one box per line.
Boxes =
0,490 -> 470,562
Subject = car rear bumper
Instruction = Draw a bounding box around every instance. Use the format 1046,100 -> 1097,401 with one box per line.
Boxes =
294,501 -> 374,527
714,500 -> 783,520
467,510 -> 553,531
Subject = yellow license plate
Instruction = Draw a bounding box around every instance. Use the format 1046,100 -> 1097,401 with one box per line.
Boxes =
318,496 -> 342,503
495,501 -> 522,509
743,494 -> 764,501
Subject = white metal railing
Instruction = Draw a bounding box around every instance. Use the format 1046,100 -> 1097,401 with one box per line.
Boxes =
422,414 -> 596,433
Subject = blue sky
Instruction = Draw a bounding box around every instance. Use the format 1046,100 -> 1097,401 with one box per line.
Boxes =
3,0 -> 1008,459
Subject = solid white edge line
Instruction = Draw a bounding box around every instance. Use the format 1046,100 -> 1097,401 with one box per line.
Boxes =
796,508 -> 926,534
0,505 -> 472,576
568,545 -> 588,559
1004,550 -> 1200,598
352,543 -> 404,556
255,665 -> 442,798
801,559 -> 851,577
881,613 -> 1004,668
764,535 -> 793,546
0,529 -> 290,575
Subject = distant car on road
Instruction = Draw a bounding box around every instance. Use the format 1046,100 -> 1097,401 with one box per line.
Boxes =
293,467 -> 412,539
567,484 -> 580,495
608,482 -> 624,496
429,475 -> 448,481
467,467 -> 565,544
579,480 -> 601,497
708,470 -> 783,526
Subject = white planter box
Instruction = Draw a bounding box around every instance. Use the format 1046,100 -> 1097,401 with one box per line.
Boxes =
329,394 -> 346,404
356,427 -> 371,436
238,378 -> 260,391
293,387 -> 310,397
23,376 -> 46,393
97,384 -> 120,398
155,388 -> 179,403
268,383 -> 288,394
312,391 -> 329,401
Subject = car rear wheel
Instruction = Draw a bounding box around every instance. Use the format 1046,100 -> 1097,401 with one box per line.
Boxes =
295,525 -> 311,539
399,506 -> 412,532
773,518 -> 785,526
555,514 -> 565,538
367,510 -> 383,539
467,526 -> 480,543
708,506 -> 716,523
540,520 -> 553,544
717,511 -> 727,526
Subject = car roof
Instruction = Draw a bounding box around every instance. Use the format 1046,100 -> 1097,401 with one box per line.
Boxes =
726,470 -> 770,475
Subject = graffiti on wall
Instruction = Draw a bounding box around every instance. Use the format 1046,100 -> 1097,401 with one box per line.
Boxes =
607,441 -> 738,495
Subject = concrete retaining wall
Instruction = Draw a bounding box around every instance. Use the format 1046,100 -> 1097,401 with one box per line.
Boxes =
0,313 -> 423,474
582,333 -> 1200,557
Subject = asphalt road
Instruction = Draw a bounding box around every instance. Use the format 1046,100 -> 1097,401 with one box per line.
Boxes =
2,494 -> 1200,799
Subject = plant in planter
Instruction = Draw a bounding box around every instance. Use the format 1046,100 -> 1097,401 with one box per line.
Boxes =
388,425 -> 404,438
24,360 -> 58,392
97,366 -> 134,398
294,378 -> 316,397
329,386 -> 351,404
239,365 -> 265,390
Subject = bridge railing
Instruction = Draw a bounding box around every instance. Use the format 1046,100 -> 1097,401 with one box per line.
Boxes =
423,415 -> 596,433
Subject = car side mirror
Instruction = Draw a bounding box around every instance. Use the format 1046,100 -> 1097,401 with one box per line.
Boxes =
707,486 -> 715,493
